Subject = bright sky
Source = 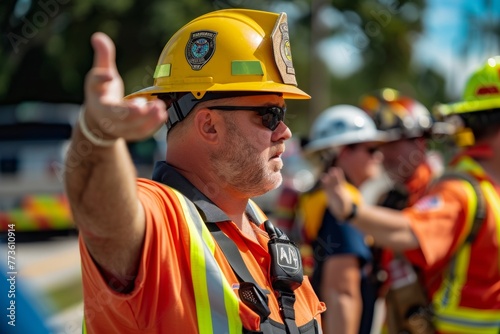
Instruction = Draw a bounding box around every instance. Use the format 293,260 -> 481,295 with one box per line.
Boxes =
314,0 -> 500,100
415,0 -> 500,99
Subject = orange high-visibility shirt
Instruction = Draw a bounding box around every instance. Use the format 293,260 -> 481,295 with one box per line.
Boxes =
80,178 -> 325,333
403,161 -> 500,312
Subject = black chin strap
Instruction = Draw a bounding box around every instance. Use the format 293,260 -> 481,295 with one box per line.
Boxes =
157,91 -> 282,131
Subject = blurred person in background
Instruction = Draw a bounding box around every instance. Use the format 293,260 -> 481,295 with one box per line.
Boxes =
297,105 -> 386,334
322,56 -> 500,334
359,88 -> 446,333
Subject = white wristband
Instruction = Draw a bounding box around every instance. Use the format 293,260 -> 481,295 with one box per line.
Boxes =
78,108 -> 118,147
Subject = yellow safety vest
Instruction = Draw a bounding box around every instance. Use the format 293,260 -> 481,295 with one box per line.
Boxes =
300,182 -> 362,241
432,157 -> 500,334
82,188 -> 268,334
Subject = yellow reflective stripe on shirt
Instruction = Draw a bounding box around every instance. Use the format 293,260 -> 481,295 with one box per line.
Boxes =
433,157 -> 500,333
172,189 -> 242,334
433,180 -> 476,308
434,307 -> 500,334
455,156 -> 500,274
83,189 -> 243,334
481,181 -> 500,275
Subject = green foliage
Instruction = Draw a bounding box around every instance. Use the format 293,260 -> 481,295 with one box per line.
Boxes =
0,0 -> 445,137
1,0 -> 215,104
282,0 -> 450,138
316,0 -> 430,105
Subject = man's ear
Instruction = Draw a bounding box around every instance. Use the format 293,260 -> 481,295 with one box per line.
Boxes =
195,108 -> 218,142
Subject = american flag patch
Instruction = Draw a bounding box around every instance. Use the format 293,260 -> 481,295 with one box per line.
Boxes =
414,195 -> 442,212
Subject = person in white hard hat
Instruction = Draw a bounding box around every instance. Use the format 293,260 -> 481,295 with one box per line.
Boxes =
297,104 -> 386,334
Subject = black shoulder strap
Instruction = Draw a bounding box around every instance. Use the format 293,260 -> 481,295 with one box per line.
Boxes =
433,170 -> 486,243
208,223 -> 278,333
206,223 -> 262,285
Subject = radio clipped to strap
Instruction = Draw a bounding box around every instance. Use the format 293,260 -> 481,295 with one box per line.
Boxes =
265,220 -> 304,334
209,220 -> 305,334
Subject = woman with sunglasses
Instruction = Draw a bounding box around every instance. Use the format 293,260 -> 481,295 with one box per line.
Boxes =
298,104 -> 386,334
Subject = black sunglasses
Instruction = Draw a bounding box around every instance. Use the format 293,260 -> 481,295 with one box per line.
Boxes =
206,105 -> 286,131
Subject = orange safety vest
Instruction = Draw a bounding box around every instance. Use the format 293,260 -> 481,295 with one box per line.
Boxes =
82,188 -> 272,334
432,156 -> 500,334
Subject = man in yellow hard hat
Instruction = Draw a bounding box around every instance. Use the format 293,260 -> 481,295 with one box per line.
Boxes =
322,57 -> 500,334
64,9 -> 325,334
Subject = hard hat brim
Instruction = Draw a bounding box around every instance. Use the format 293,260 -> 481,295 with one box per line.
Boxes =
442,98 -> 500,115
126,82 -> 311,100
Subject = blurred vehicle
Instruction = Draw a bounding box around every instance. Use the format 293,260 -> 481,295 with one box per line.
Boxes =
0,102 -> 79,239
0,102 -> 167,240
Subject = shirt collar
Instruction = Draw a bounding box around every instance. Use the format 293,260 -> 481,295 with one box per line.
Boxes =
152,161 -> 262,224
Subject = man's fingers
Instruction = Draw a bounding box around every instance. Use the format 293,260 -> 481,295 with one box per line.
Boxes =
92,99 -> 167,141
91,32 -> 117,72
85,32 -> 124,103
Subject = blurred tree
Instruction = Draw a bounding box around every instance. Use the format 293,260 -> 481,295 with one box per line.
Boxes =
291,0 -> 448,137
0,0 -> 448,139
1,0 -> 215,104
268,0 -> 433,137
0,0 -> 280,105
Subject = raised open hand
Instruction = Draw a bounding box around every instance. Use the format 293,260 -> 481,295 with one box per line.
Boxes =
83,32 -> 167,142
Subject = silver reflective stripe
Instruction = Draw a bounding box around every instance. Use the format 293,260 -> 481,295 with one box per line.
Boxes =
173,189 -> 242,333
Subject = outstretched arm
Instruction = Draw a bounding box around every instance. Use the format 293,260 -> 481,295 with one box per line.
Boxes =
64,33 -> 167,288
321,167 -> 419,251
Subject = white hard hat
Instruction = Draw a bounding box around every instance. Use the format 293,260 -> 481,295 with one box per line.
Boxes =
304,104 -> 387,154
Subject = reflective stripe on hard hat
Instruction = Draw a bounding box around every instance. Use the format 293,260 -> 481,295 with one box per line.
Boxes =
432,157 -> 500,334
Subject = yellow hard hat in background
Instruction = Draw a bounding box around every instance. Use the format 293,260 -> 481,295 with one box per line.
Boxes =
436,56 -> 500,117
434,56 -> 500,146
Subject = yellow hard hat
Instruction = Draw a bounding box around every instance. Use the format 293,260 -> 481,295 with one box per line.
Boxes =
127,9 -> 309,101
433,56 -> 500,146
437,56 -> 500,116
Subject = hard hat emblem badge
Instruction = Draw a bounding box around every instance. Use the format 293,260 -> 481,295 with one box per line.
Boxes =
271,13 -> 297,86
185,30 -> 217,70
